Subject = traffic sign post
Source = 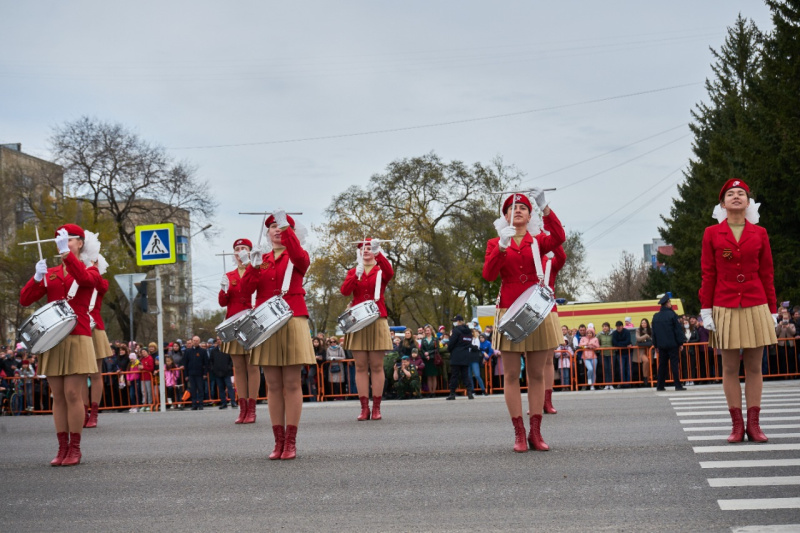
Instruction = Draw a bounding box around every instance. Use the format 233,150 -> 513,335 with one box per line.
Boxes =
135,224 -> 176,412
114,273 -> 147,344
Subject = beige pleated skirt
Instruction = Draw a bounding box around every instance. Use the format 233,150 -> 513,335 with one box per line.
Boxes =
711,304 -> 778,350
222,340 -> 251,357
492,308 -> 560,352
40,335 -> 98,376
250,317 -> 316,366
92,328 -> 112,359
344,318 -> 393,351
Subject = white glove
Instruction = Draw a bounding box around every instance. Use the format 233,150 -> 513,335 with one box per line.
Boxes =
220,275 -> 229,293
701,309 -> 715,332
55,228 -> 70,254
34,259 -> 48,282
370,241 -> 381,256
529,187 -> 548,210
498,226 -> 516,250
237,249 -> 250,265
356,263 -> 365,280
250,250 -> 263,267
272,208 -> 289,229
772,313 -> 779,327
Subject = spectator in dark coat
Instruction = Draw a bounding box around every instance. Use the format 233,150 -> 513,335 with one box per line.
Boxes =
209,338 -> 236,409
446,315 -> 475,400
611,321 -> 633,386
183,336 -> 208,410
652,294 -> 685,391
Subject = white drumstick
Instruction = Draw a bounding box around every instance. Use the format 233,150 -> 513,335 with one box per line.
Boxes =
35,226 -> 47,288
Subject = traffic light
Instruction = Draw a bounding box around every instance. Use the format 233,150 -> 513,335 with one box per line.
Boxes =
136,280 -> 148,313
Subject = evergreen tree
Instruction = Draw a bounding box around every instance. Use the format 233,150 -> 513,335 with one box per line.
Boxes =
659,15 -> 763,312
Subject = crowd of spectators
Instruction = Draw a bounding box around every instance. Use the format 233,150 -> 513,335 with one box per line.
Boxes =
2,304 -> 799,414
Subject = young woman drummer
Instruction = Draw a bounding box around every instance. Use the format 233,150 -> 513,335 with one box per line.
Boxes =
219,238 -> 262,424
340,238 -> 394,421
81,231 -> 111,428
482,190 -> 565,452
241,210 -> 315,460
699,179 -> 777,443
20,224 -> 101,466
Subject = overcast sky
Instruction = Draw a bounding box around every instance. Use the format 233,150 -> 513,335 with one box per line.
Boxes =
1,1 -> 774,311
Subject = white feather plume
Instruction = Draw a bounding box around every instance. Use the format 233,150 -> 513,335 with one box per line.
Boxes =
81,231 -> 101,266
712,202 -> 761,224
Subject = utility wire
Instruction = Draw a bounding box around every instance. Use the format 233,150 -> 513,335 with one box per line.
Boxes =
522,124 -> 687,183
170,83 -> 699,150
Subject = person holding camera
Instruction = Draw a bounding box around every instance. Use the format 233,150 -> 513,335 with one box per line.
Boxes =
446,315 -> 476,401
393,355 -> 421,399
340,238 -> 394,421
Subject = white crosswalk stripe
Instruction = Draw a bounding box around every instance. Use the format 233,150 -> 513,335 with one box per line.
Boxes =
665,383 -> 800,528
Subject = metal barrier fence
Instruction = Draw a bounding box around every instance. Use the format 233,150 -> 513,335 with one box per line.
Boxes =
5,340 -> 797,414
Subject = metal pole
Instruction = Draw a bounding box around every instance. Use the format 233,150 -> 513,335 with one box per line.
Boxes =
129,277 -> 134,344
156,265 -> 166,413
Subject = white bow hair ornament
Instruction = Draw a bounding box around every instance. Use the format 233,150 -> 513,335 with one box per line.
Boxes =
712,202 -> 761,224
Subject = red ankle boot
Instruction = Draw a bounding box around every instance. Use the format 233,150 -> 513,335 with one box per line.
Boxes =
85,402 -> 99,428
544,389 -> 557,414
235,399 -> 247,424
511,416 -> 527,453
357,396 -> 370,421
528,414 -> 550,451
746,406 -> 768,442
83,405 -> 90,428
243,398 -> 257,424
51,432 -> 69,466
269,425 -> 285,460
371,396 -> 382,421
61,432 -> 82,466
727,407 -> 744,443
281,425 -> 297,460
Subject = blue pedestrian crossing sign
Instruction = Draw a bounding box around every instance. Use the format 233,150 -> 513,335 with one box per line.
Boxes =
135,223 -> 176,266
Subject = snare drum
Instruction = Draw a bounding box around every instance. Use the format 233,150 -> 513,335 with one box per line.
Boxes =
337,300 -> 380,334
236,296 -> 293,351
498,283 -> 555,344
215,309 -> 251,344
19,300 -> 78,354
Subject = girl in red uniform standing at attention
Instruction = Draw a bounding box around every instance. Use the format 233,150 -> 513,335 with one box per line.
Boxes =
699,179 -> 777,444
482,190 -> 565,452
20,224 -> 101,466
241,210 -> 316,460
219,238 -> 261,424
340,238 -> 394,421
542,245 -> 567,415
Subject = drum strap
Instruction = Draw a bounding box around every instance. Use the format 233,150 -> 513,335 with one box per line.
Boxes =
530,237 -> 544,284
544,257 -> 553,288
281,260 -> 294,295
374,269 -> 382,301
67,281 -> 78,301
89,289 -> 98,312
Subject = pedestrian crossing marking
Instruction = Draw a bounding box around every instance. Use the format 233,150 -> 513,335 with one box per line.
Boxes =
700,459 -> 800,468
694,443 -> 800,453
678,409 -> 799,417
689,433 -> 800,441
718,498 -> 800,511
731,525 -> 800,532
708,476 -> 800,487
682,416 -> 800,424
685,424 -> 800,432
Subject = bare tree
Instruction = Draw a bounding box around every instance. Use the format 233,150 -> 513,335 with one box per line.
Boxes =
557,230 -> 589,302
50,116 -> 216,260
588,250 -> 650,302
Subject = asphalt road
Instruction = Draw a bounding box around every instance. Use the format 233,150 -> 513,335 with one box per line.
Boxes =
2,381 -> 798,532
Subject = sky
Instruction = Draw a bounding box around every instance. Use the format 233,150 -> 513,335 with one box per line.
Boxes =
1,1 -> 775,311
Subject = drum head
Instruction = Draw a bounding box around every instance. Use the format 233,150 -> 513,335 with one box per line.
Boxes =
29,319 -> 77,354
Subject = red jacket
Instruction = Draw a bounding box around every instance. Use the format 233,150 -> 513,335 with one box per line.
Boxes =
90,277 -> 109,331
218,268 -> 252,318
698,219 -> 776,313
140,354 -> 155,381
340,252 -> 394,318
20,252 -> 101,337
242,227 -> 310,316
482,210 -> 566,308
